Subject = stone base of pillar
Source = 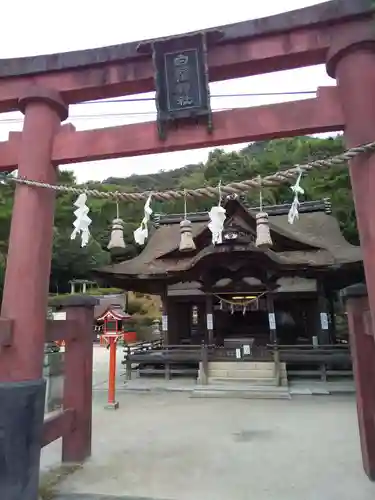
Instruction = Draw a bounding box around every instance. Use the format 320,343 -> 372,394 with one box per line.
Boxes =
105,401 -> 119,410
0,379 -> 46,500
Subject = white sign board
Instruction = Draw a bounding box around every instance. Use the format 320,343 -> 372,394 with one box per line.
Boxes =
235,348 -> 242,359
268,312 -> 276,330
243,344 -> 251,355
320,312 -> 329,330
162,315 -> 168,331
52,312 -> 66,321
206,313 -> 213,331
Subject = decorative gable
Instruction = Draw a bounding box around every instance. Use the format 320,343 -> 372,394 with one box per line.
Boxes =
222,215 -> 256,245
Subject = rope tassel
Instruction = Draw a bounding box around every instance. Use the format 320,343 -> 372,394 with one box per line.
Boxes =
108,201 -> 126,250
179,219 -> 196,252
255,212 -> 273,249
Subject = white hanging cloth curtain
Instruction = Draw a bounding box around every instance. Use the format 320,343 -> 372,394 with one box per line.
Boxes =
71,193 -> 91,247
134,194 -> 153,245
208,181 -> 226,245
288,168 -> 304,224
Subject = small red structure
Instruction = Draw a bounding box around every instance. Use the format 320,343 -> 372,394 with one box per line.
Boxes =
96,305 -> 132,410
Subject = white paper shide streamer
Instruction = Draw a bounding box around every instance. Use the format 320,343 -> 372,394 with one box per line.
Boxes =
208,182 -> 226,245
71,193 -> 91,247
134,194 -> 153,245
288,168 -> 304,225
208,206 -> 226,245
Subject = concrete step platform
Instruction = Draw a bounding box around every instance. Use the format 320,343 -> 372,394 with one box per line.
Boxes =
55,495 -> 166,499
209,377 -> 286,386
192,383 -> 291,399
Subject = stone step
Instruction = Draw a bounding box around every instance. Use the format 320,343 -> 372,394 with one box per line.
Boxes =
208,369 -> 282,379
208,361 -> 286,370
207,362 -> 286,373
192,384 -> 291,399
209,377 -> 287,386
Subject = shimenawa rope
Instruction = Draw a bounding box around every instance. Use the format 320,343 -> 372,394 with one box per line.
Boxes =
0,141 -> 374,203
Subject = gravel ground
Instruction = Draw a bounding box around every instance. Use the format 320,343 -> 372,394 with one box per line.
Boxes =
42,390 -> 375,500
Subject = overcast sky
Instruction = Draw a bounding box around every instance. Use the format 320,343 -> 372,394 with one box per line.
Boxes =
0,0 -> 334,184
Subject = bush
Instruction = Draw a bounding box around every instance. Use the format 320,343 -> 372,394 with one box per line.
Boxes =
124,316 -> 155,342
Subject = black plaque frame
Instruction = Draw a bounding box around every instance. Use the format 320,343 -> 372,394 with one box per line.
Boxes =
138,31 -> 221,140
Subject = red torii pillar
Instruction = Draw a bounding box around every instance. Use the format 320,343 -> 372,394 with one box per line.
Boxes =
327,36 -> 375,480
0,86 -> 68,499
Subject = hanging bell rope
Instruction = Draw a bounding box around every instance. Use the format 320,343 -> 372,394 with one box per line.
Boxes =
107,200 -> 126,250
179,189 -> 196,252
255,176 -> 273,250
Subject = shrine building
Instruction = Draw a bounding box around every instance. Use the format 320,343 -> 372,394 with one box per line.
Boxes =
96,196 -> 363,351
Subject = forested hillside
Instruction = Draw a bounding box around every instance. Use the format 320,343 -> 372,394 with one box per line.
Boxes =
0,135 -> 357,296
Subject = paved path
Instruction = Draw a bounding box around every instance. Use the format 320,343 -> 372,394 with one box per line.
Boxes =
41,345 -> 375,499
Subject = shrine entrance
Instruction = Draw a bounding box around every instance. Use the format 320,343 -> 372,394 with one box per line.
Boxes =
0,1 -> 375,497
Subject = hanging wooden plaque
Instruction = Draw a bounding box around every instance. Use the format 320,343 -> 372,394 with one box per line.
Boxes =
138,32 -> 217,140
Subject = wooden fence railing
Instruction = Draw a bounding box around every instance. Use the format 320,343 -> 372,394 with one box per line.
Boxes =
41,295 -> 97,463
268,344 -> 352,381
123,342 -> 352,384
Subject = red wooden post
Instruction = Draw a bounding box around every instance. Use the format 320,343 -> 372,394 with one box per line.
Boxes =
106,336 -> 119,410
341,284 -> 375,481
327,39 -> 375,335
54,295 -> 98,463
0,87 -> 67,500
327,36 -> 375,483
0,86 -> 68,381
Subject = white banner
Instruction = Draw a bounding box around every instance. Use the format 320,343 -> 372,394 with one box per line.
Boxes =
206,313 -> 213,331
162,315 -> 168,331
320,312 -> 329,330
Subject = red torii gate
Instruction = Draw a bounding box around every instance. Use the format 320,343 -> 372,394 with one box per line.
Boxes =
0,0 -> 374,497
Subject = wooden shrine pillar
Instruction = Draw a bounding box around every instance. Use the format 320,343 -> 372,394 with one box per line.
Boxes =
161,290 -> 169,345
166,299 -> 178,345
316,281 -> 330,345
341,284 -> 375,481
205,294 -> 214,345
0,86 -> 68,500
327,291 -> 337,344
267,293 -> 277,344
197,303 -> 206,343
